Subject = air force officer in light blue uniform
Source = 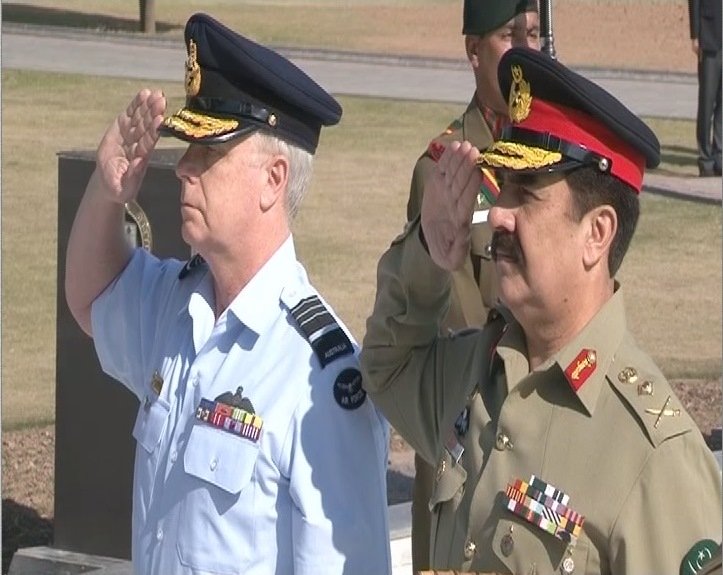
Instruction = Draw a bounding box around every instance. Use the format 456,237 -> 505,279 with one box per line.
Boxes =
64,13 -> 390,575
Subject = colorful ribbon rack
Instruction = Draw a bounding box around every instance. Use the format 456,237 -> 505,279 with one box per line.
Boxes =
195,398 -> 263,442
503,475 -> 585,545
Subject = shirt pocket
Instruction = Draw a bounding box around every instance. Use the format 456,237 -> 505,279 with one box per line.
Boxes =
132,396 -> 170,453
429,454 -> 468,565
492,516 -> 590,575
177,422 -> 259,574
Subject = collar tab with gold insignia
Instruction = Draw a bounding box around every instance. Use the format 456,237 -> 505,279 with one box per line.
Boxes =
563,348 -> 597,392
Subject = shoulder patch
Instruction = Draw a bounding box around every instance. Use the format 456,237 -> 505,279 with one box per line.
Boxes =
288,294 -> 354,368
333,368 -> 366,410
178,253 -> 206,280
427,140 -> 446,162
424,115 -> 465,162
680,539 -> 720,575
608,344 -> 693,448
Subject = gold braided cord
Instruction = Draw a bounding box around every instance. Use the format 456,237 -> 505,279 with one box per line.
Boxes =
163,108 -> 239,138
477,141 -> 562,170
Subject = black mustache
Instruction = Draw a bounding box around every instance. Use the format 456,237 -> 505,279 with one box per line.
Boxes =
490,231 -> 520,261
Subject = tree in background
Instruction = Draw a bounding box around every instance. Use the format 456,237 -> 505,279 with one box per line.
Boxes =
139,0 -> 156,33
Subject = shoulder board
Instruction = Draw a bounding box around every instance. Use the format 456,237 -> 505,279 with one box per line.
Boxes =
425,116 -> 465,162
178,253 -> 206,280
607,336 -> 694,448
287,294 -> 354,368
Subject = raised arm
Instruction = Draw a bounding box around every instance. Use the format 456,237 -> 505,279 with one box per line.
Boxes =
361,142 -> 489,461
65,89 -> 166,335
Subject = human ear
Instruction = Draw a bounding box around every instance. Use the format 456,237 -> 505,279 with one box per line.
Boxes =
583,205 -> 617,270
465,35 -> 480,67
260,154 -> 289,212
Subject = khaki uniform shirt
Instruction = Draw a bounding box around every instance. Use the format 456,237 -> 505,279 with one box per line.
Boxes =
361,221 -> 722,575
406,98 -> 496,331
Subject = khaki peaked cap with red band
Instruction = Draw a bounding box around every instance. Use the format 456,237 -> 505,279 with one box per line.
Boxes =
477,48 -> 660,192
159,13 -> 342,153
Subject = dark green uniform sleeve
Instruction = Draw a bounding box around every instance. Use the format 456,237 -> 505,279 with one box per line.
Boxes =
407,154 -> 436,223
360,219 -> 491,464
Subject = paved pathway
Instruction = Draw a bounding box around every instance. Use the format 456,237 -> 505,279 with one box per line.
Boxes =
1,24 -> 701,119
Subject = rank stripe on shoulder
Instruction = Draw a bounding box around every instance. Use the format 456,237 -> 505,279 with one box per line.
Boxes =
289,294 -> 354,368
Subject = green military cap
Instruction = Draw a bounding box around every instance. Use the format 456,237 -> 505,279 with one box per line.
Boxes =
463,0 -> 539,36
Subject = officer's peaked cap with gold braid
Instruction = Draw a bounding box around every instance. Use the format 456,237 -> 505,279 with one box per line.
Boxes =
160,13 -> 342,153
478,48 -> 660,193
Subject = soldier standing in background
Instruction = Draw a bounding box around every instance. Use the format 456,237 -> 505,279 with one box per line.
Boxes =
688,0 -> 722,177
405,1 -> 540,570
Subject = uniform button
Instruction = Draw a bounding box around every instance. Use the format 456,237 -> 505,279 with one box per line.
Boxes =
156,526 -> 163,541
464,539 -> 477,560
170,450 -> 178,463
561,556 -> 575,574
501,533 -> 514,556
496,432 -> 513,450
192,375 -> 200,387
210,458 -> 218,471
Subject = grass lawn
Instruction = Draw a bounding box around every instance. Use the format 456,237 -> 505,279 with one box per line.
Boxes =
2,69 -> 720,429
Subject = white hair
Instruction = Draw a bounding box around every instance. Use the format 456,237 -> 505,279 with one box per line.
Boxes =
254,131 -> 314,220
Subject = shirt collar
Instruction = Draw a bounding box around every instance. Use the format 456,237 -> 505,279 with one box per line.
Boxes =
495,285 -> 627,416
466,96 -> 505,139
551,285 -> 627,415
225,235 -> 297,336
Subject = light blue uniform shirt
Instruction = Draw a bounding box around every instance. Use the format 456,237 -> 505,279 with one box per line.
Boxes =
91,236 -> 391,575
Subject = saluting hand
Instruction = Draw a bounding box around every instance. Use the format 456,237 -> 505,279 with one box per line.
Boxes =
95,89 -> 166,204
420,140 -> 482,271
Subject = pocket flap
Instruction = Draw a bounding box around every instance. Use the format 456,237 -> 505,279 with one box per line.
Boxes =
493,516 -> 589,574
429,455 -> 467,510
132,397 -> 170,453
183,423 -> 259,495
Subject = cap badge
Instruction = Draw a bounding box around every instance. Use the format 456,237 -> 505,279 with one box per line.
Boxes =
509,64 -> 532,123
185,39 -> 202,97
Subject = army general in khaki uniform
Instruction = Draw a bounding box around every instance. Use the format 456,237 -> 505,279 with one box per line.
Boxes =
406,2 -> 539,569
362,48 -> 722,574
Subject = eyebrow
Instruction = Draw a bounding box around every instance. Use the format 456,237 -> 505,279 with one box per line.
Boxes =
504,173 -> 539,186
